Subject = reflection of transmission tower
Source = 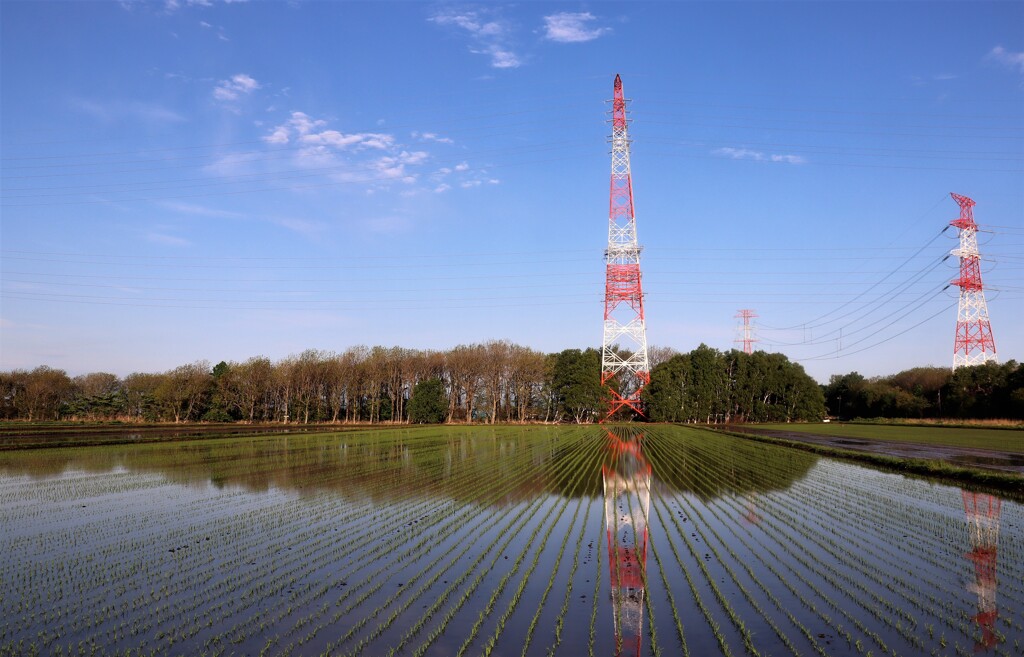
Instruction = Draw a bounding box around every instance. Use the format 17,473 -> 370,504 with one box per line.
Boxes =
601,74 -> 650,419
962,490 -> 1002,652
734,309 -> 758,355
602,430 -> 651,657
949,193 -> 997,369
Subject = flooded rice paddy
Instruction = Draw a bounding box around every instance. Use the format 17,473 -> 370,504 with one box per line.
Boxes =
1,425 -> 1022,657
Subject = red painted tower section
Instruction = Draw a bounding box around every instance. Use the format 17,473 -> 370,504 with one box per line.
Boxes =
949,193 -> 997,369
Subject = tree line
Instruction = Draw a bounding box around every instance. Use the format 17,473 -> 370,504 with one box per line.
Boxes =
0,342 -> 828,425
642,344 -> 825,423
824,361 -> 1024,420
5,341 -> 1016,424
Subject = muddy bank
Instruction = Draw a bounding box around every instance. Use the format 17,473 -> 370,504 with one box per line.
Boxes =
725,425 -> 1024,476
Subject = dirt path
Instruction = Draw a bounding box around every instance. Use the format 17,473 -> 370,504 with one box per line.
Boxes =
726,426 -> 1024,475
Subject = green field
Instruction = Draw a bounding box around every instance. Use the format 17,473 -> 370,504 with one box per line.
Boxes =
755,422 -> 1024,454
2,425 -> 1023,656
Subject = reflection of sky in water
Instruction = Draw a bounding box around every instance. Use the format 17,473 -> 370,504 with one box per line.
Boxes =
2,428 -> 1022,657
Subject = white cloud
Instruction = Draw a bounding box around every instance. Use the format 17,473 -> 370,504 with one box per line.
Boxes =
199,20 -> 211,27
454,162 -> 470,172
264,125 -> 290,144
266,112 -> 396,155
770,154 -> 806,164
713,147 -> 805,164
460,180 -> 482,188
543,12 -> 610,43
482,46 -> 521,69
213,73 -> 260,102
413,131 -> 455,144
398,150 -> 429,165
434,183 -> 452,193
429,10 -> 521,69
988,46 -> 1024,75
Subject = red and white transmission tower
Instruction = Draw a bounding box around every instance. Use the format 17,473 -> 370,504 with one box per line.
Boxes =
949,193 -> 997,369
601,74 -> 650,418
962,490 -> 1002,652
734,309 -> 758,355
602,430 -> 651,657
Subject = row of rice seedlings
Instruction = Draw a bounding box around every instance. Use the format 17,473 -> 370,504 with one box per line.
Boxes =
391,429 -> 599,657
585,501 -> 605,657
803,461 -> 1024,615
137,457 -> 435,644
645,434 -> 857,657
282,430 -> 571,654
471,438 -> 603,656
732,445 -> 988,651
778,476 -> 985,642
642,430 -> 818,657
685,432 -> 928,654
223,425 -> 581,650
195,432 -> 500,652
786,466 -> 1024,650
655,427 -> 1015,650
0,440 -> 378,622
454,496 -> 574,656
522,494 -> 593,657
644,428 -> 907,655
1,427 -> 464,646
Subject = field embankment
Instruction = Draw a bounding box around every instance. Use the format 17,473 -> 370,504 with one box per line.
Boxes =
720,422 -> 1024,491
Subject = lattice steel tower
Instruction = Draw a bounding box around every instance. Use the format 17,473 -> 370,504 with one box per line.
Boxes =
734,309 -> 758,355
601,74 -> 650,418
949,193 -> 997,369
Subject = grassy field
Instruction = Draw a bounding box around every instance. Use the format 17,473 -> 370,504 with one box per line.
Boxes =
754,422 -> 1024,454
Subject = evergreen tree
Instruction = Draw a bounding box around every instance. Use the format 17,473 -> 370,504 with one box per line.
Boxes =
408,378 -> 448,424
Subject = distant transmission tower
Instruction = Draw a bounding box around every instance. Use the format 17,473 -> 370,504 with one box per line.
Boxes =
949,193 -> 997,369
601,74 -> 650,419
734,309 -> 758,354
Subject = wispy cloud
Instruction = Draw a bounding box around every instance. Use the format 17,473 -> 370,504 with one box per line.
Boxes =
213,73 -> 260,102
911,72 -> 958,87
273,217 -> 326,238
543,12 -> 610,43
161,0 -> 248,11
159,201 -> 244,218
429,9 -> 521,69
988,45 -> 1024,75
72,98 -> 185,124
146,232 -> 191,246
413,131 -> 455,144
366,216 -> 413,234
713,147 -> 806,165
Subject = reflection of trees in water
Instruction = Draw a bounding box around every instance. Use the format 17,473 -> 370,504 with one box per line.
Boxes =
0,426 -> 819,507
0,429 -> 560,504
962,490 -> 1002,653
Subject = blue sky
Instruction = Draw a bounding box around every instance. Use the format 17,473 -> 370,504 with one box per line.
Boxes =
1,0 -> 1022,382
